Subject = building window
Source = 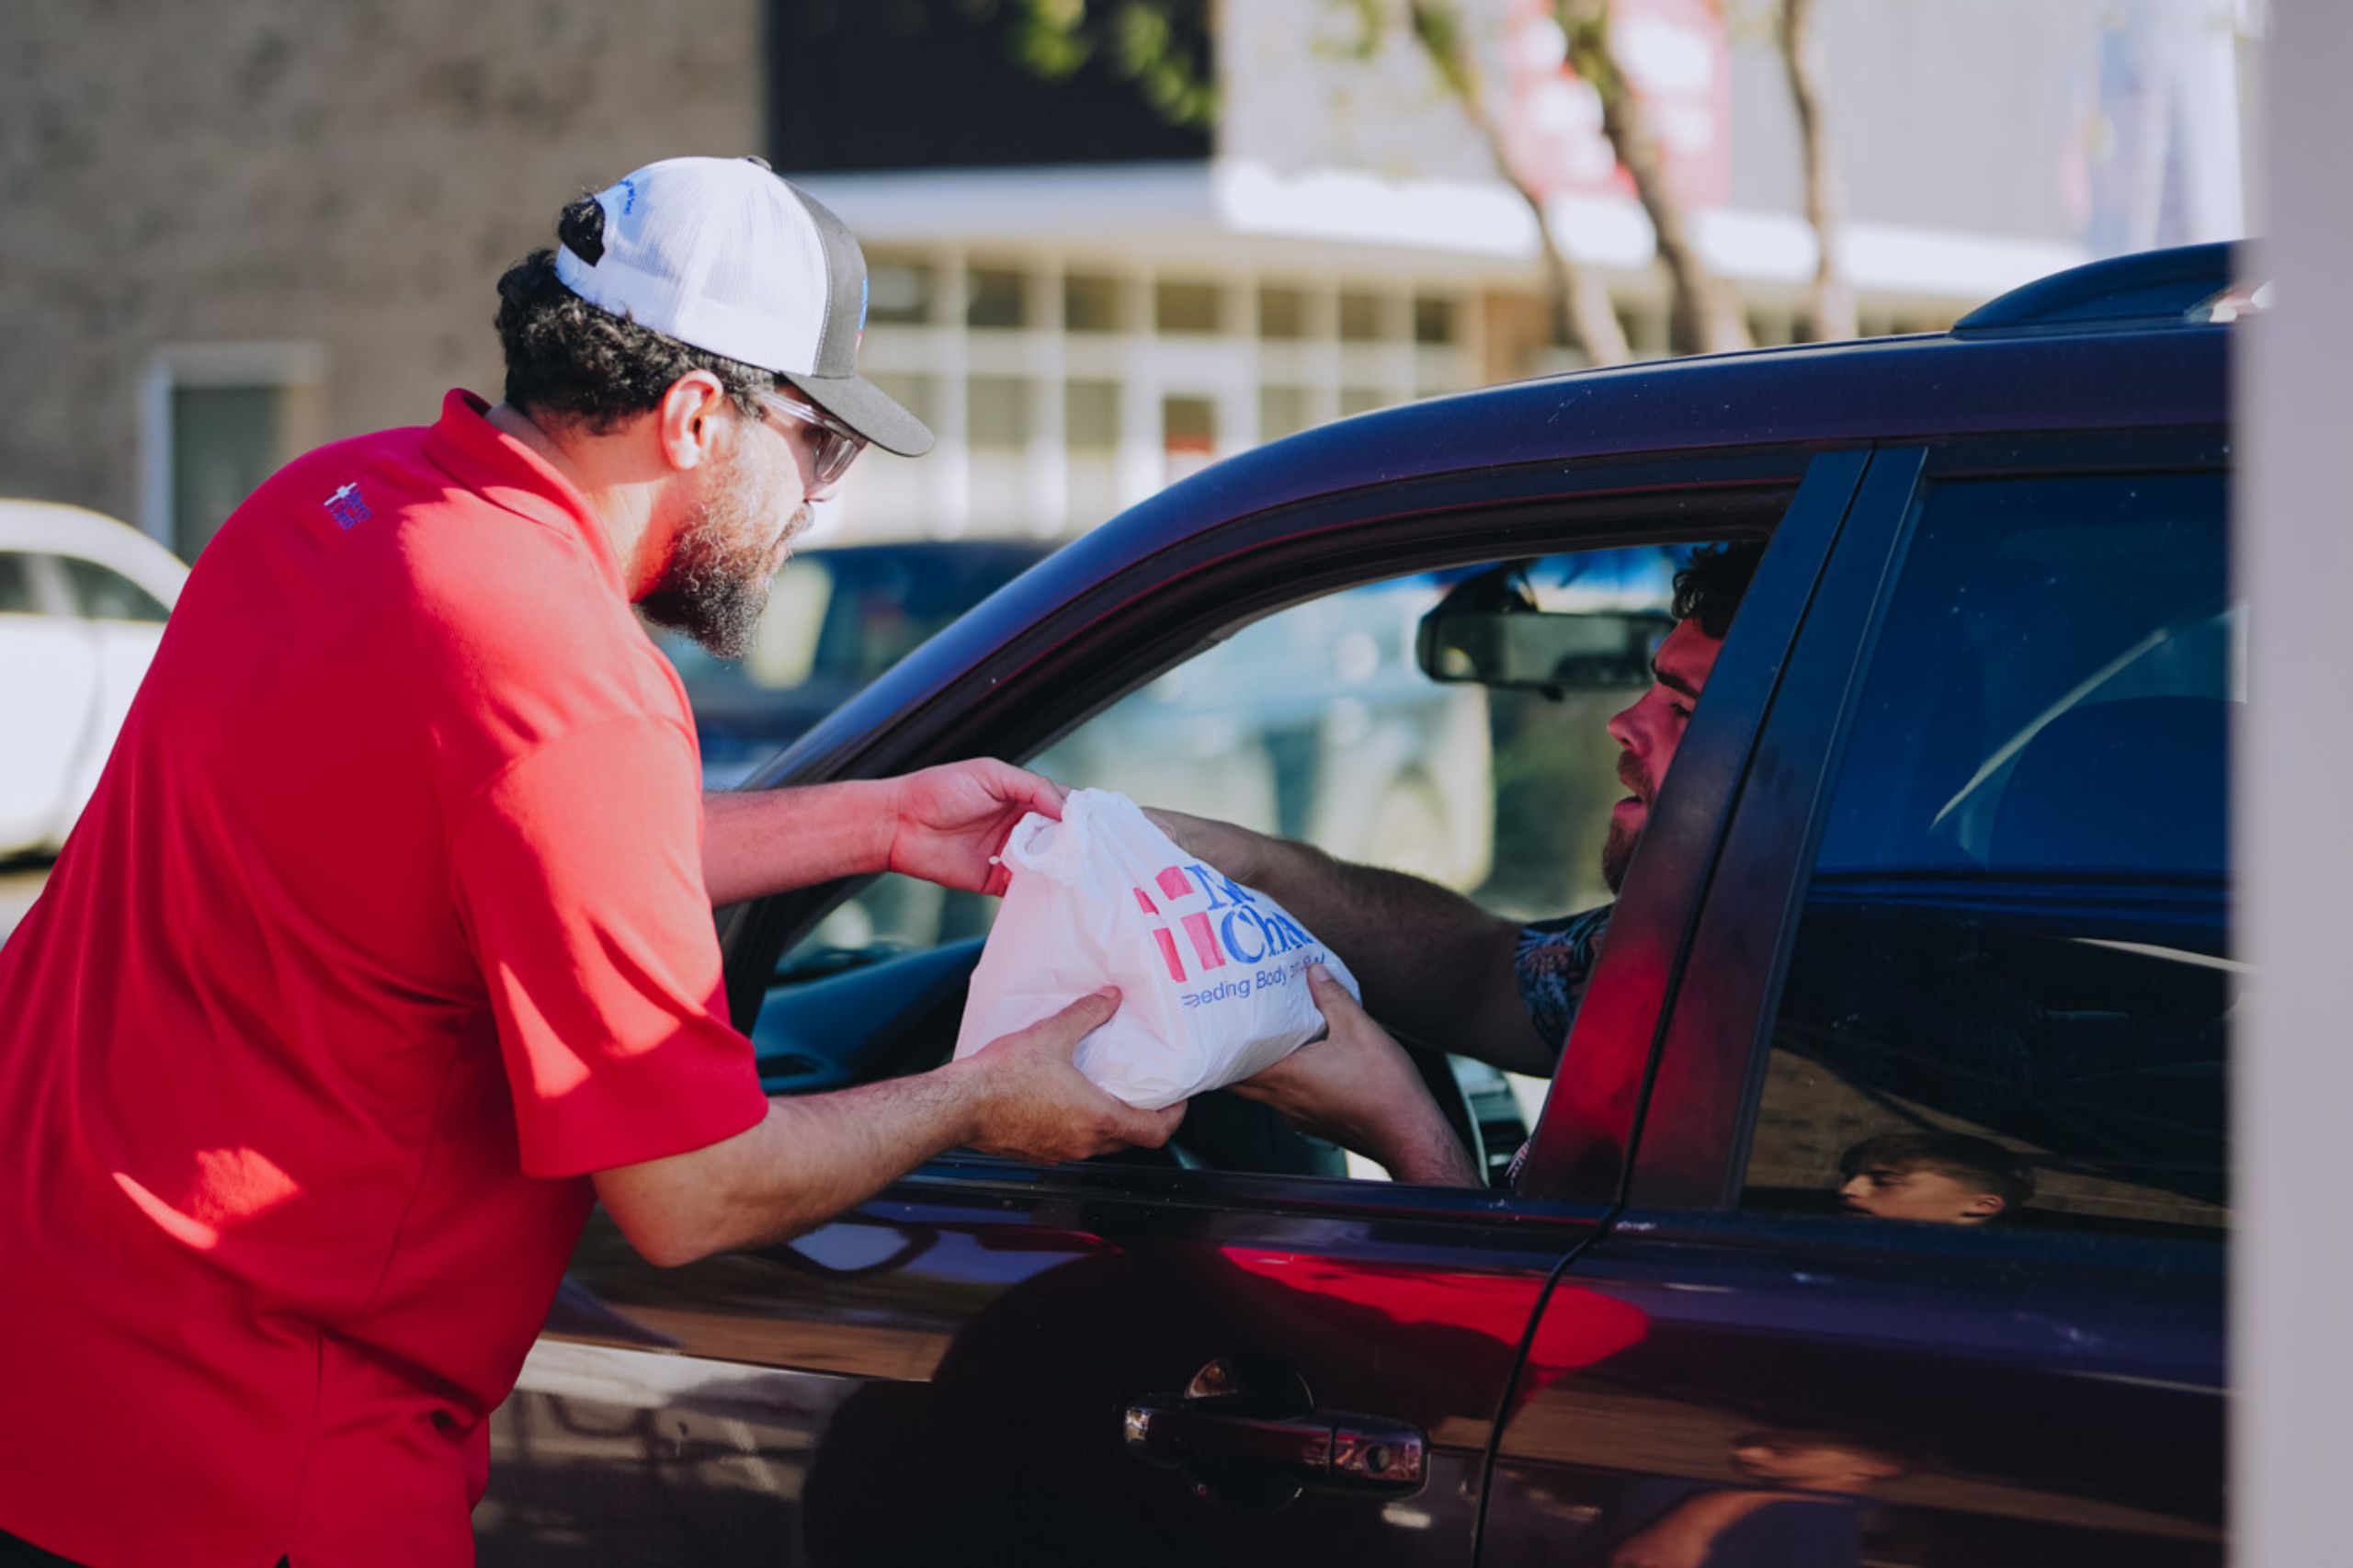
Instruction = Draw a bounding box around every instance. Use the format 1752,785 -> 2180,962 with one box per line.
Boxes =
1063,274 -> 1124,334
1065,380 -> 1121,451
966,267 -> 1030,330
1154,279 -> 1223,335
1338,290 -> 1389,343
1413,294 -> 1461,346
1162,394 -> 1216,483
866,259 -> 938,325
141,343 -> 327,560
968,376 -> 1032,451
1257,285 -> 1310,340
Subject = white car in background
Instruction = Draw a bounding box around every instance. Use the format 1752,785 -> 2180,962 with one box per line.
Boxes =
0,501 -> 187,858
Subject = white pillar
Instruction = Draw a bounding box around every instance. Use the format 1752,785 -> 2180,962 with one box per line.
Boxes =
1117,271 -> 1163,508
1026,259 -> 1069,538
931,248 -> 972,540
2237,6 -> 2350,1564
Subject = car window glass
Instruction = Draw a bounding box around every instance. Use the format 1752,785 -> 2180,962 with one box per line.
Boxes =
657,543 -> 1051,790
1744,472 -> 2232,1238
56,556 -> 169,623
0,552 -> 37,615
778,542 -> 1716,1186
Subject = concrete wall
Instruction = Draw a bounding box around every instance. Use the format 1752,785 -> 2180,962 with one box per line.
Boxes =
1222,0 -> 2196,246
1724,0 -> 2108,244
0,0 -> 763,528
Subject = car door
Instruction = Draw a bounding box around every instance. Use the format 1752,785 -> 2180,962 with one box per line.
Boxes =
0,551 -> 102,852
1487,438 -> 2229,1567
475,449 -> 1864,1566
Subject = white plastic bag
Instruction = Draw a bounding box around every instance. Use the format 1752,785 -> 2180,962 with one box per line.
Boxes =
952,789 -> 1360,1109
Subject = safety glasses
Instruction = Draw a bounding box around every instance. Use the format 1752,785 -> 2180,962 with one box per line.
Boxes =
756,388 -> 868,495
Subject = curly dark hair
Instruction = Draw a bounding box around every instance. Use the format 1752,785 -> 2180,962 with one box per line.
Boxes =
491,195 -> 774,433
1670,538 -> 1768,640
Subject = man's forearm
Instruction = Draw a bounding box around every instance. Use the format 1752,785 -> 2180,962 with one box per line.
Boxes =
597,1062 -> 983,1266
596,993 -> 1177,1267
1244,836 -> 1553,1074
700,782 -> 892,907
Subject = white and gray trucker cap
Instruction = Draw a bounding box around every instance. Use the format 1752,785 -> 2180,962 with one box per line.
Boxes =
551,154 -> 932,457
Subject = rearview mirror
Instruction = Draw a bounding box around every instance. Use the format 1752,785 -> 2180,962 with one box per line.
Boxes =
1416,563 -> 1670,693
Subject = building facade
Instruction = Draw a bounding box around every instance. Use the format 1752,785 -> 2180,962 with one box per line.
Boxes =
0,0 -> 2247,554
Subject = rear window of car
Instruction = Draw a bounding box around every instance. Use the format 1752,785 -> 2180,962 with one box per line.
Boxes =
0,552 -> 37,615
1745,471 -> 2232,1238
56,555 -> 169,623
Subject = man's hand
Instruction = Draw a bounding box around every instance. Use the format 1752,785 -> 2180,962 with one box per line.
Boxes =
1137,809 -> 1553,1077
885,759 -> 1068,895
1232,966 -> 1480,1187
957,989 -> 1187,1162
1142,806 -> 1274,886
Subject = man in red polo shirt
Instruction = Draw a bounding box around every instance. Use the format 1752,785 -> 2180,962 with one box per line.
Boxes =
0,157 -> 1178,1568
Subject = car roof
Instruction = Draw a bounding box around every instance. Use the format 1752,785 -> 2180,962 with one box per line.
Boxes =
0,499 -> 190,605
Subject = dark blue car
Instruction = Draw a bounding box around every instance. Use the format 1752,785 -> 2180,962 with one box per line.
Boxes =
479,244 -> 2238,1566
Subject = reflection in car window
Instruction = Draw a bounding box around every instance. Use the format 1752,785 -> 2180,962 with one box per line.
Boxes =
1745,472 -> 2232,1237
0,552 -> 37,615
56,555 -> 168,623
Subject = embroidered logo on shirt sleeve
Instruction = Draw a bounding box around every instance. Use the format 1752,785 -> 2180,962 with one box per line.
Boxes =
323,483 -> 373,529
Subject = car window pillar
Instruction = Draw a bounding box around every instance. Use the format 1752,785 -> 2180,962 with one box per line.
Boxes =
1516,449 -> 1874,1206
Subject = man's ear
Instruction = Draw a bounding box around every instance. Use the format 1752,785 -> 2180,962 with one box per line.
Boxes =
654,371 -> 733,472
1961,1192 -> 2006,1221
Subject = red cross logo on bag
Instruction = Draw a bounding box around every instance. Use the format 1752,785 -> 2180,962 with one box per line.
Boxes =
1132,863 -> 1319,986
1133,866 -> 1224,984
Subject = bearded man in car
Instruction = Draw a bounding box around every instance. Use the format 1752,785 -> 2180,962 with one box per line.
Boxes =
1165,541 -> 1764,1184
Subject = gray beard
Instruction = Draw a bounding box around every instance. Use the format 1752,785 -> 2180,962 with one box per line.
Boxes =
638,484 -> 802,660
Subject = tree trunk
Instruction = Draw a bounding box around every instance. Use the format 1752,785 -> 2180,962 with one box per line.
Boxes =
1557,0 -> 1749,357
1404,0 -> 1630,367
1512,176 -> 1633,368
1780,0 -> 1857,341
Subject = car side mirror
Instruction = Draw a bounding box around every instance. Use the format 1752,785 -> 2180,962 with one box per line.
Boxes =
1415,564 -> 1670,694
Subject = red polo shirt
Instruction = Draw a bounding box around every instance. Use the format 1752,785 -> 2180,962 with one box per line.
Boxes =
0,391 -> 770,1566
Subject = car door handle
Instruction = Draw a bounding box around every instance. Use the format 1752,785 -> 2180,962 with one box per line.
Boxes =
1122,1401 -> 1427,1491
